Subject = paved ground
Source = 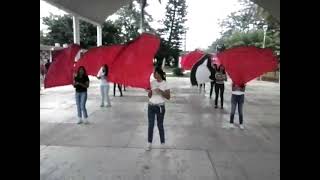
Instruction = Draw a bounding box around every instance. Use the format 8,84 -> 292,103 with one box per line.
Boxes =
40,77 -> 280,180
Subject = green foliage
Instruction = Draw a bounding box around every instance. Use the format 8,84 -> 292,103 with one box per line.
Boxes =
41,14 -> 73,46
40,14 -> 124,48
114,2 -> 155,43
156,0 -> 187,67
207,0 -> 280,56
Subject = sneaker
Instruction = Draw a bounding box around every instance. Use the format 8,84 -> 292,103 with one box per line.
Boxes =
229,123 -> 235,129
240,124 -> 245,130
214,105 -> 218,109
100,104 -> 104,107
77,119 -> 83,124
83,118 -> 89,124
145,143 -> 152,151
106,104 -> 112,108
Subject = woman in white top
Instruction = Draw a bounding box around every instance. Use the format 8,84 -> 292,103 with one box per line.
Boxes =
97,64 -> 111,107
229,83 -> 246,130
146,67 -> 171,151
214,65 -> 227,109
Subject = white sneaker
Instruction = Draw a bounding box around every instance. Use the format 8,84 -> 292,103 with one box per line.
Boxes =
83,118 -> 89,124
229,123 -> 235,129
77,118 -> 83,124
106,104 -> 112,108
240,124 -> 245,130
145,143 -> 152,151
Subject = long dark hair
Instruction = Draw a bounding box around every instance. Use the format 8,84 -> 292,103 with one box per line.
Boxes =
76,66 -> 88,77
218,65 -> 226,74
102,64 -> 109,76
155,67 -> 166,81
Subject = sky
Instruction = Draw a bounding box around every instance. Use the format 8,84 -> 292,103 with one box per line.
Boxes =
40,0 -> 243,51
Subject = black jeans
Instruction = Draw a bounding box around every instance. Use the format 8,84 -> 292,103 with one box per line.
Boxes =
148,104 -> 165,143
215,83 -> 224,107
230,94 -> 244,124
113,83 -> 123,96
210,81 -> 215,98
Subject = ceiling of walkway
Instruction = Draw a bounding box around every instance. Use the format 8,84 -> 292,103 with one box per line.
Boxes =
43,0 -> 279,25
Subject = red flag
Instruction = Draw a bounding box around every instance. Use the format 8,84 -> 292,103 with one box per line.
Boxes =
44,44 -> 81,88
75,45 -> 124,76
217,46 -> 278,86
180,50 -> 206,70
108,33 -> 160,89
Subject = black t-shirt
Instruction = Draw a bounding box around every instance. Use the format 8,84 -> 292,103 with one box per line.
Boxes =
74,75 -> 89,92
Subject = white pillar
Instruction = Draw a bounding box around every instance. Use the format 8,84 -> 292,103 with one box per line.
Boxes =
73,16 -> 80,45
97,25 -> 102,46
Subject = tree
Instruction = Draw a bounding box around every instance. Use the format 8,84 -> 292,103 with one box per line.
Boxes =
41,14 -> 73,46
114,1 -> 155,43
41,14 -> 124,48
207,0 -> 279,55
157,0 -> 187,67
135,0 -> 162,32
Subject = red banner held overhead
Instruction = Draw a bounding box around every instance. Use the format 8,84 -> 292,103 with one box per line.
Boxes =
217,46 -> 278,86
108,33 -> 160,89
75,45 -> 124,76
44,44 -> 81,88
180,50 -> 206,70
44,33 -> 160,90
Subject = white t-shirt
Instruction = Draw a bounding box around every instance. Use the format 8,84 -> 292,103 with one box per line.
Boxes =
149,80 -> 169,104
97,68 -> 108,86
232,91 -> 245,95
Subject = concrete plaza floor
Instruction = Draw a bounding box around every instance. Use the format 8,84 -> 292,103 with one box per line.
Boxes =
40,77 -> 280,180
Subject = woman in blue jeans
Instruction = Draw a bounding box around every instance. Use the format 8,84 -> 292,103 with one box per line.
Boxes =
73,66 -> 90,124
146,67 -> 171,151
229,83 -> 246,130
97,64 -> 111,107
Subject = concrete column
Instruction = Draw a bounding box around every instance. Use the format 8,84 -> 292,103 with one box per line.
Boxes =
73,16 -> 80,45
97,25 -> 102,46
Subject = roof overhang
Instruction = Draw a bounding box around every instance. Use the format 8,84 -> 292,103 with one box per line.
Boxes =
43,0 -> 133,25
43,0 -> 279,26
251,0 -> 280,21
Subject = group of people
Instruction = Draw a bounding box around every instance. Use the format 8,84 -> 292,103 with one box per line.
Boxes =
73,65 -> 125,124
199,61 -> 246,130
72,65 -> 170,151
72,63 -> 244,151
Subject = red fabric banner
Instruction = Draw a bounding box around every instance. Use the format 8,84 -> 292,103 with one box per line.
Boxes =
75,45 -> 124,76
108,33 -> 160,89
217,46 -> 278,86
44,44 -> 81,88
180,50 -> 206,70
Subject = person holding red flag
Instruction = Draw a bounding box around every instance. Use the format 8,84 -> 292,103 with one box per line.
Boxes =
229,83 -> 246,130
73,66 -> 90,124
214,65 -> 227,109
146,67 -> 171,151
97,64 -> 111,107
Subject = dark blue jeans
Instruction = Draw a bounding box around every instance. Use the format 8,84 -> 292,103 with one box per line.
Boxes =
215,83 -> 225,107
148,104 -> 166,143
230,94 -> 244,124
75,92 -> 88,118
